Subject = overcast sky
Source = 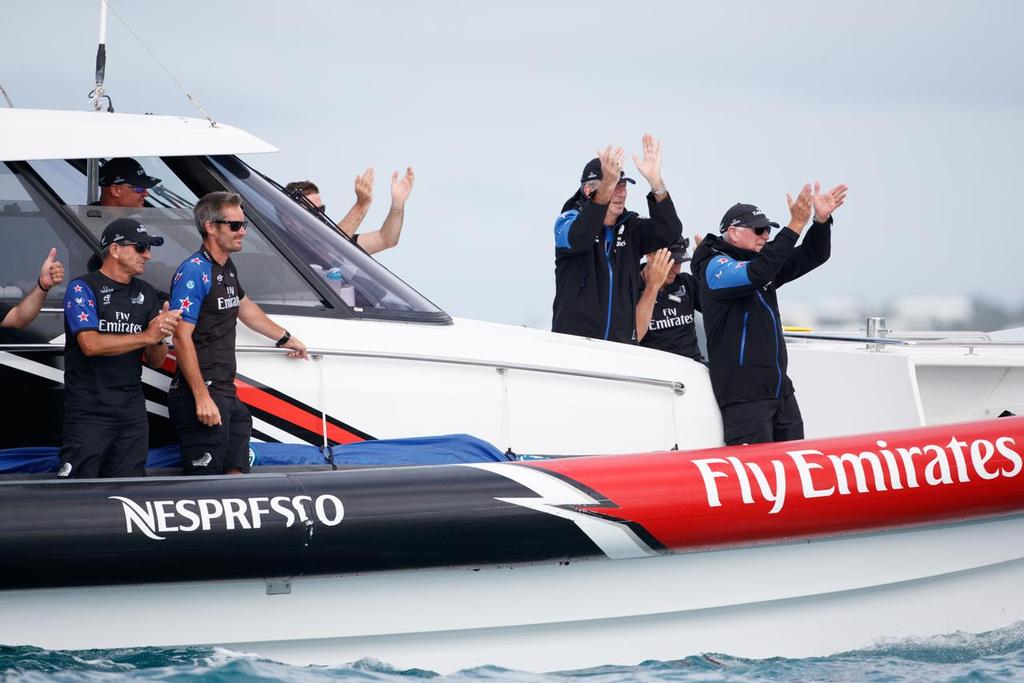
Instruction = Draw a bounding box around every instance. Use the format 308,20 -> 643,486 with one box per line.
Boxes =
3,0 -> 1022,327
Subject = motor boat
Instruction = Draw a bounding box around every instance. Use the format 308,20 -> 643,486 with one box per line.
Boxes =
1,416 -> 1021,673
1,107 -> 1022,673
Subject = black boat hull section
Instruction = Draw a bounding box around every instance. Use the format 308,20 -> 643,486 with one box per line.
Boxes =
0,465 -> 604,589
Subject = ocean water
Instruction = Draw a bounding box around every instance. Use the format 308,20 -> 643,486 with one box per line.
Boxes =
3,623 -> 1023,683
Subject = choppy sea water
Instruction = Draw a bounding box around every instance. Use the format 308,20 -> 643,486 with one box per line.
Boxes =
3,623 -> 1023,682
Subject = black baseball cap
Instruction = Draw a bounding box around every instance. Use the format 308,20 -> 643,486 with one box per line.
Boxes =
719,203 -> 779,233
100,218 -> 165,248
668,238 -> 691,263
580,158 -> 636,185
98,158 -> 161,188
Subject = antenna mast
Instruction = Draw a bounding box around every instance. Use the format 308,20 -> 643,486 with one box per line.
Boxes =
92,0 -> 108,112
86,0 -> 110,205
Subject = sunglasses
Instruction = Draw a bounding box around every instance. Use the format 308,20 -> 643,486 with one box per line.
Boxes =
121,184 -> 148,194
211,219 -> 248,232
735,225 -> 772,236
118,241 -> 151,254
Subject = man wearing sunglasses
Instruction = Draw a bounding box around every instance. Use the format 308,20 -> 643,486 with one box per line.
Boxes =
168,191 -> 308,476
59,218 -> 182,478
284,166 -> 415,255
95,158 -> 162,209
692,183 -> 848,445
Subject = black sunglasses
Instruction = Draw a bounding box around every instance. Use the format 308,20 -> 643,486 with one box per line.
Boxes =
735,225 -> 771,236
118,241 -> 151,254
211,219 -> 248,232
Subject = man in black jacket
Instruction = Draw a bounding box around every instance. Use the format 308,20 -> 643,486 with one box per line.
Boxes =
552,134 -> 683,343
636,240 -> 703,362
692,182 -> 847,445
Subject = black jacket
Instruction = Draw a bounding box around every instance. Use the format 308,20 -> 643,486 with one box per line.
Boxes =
639,273 -> 702,361
552,191 -> 682,343
691,218 -> 832,407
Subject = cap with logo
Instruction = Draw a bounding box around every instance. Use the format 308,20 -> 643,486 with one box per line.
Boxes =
580,158 -> 636,186
100,218 -> 165,249
668,238 -> 691,264
718,203 -> 780,233
98,158 -> 162,188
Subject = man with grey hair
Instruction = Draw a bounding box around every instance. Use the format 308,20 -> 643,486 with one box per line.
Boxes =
551,134 -> 683,343
168,191 -> 308,475
691,182 -> 848,445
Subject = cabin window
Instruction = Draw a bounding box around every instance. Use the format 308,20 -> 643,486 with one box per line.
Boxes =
0,163 -> 95,305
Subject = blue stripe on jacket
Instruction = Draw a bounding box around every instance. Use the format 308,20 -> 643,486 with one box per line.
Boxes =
553,210 -> 579,250
705,253 -> 753,290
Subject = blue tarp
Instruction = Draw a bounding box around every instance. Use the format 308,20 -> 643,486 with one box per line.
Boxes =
0,434 -> 510,474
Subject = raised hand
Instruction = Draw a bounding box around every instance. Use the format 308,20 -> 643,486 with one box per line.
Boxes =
693,233 -> 703,248
391,166 -> 415,206
642,248 -> 673,287
39,248 -> 64,290
632,133 -> 664,189
597,145 -> 625,188
786,184 -> 814,233
354,168 -> 374,207
812,182 -> 848,222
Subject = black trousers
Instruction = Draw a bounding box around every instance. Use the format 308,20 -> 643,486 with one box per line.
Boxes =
57,418 -> 148,478
720,394 -> 805,446
168,390 -> 253,475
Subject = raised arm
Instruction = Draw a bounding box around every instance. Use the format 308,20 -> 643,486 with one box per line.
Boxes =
335,168 -> 375,238
636,249 -> 673,342
355,167 -> 415,255
1,248 -> 64,329
554,146 -> 623,253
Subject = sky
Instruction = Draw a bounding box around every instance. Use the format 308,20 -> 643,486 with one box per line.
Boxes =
3,0 -> 1022,328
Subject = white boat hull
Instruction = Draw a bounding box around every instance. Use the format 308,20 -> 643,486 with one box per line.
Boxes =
6,513 -> 1022,673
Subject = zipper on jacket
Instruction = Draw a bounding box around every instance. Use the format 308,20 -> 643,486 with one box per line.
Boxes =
738,311 -> 748,366
603,226 -> 614,340
755,290 -> 783,397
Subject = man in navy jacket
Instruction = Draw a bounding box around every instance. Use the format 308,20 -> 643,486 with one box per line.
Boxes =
551,135 -> 683,344
691,182 -> 848,445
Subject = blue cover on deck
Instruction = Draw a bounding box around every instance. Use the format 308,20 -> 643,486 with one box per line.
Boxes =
0,434 -> 509,474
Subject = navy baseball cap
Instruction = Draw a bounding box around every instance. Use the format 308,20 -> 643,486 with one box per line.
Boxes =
668,238 -> 691,263
100,218 -> 165,248
580,158 -> 636,185
719,203 -> 779,233
98,158 -> 161,188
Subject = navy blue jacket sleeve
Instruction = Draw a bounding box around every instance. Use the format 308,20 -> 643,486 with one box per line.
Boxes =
774,217 -> 832,288
633,192 -> 683,255
702,228 -> 799,300
554,199 -> 609,253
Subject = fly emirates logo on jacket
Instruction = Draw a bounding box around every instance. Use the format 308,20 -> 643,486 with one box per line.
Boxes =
691,433 -> 1022,514
218,285 -> 240,311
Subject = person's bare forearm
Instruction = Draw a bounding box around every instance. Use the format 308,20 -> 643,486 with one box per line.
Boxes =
635,288 -> 659,343
238,297 -> 285,341
77,329 -> 159,357
336,200 -> 371,238
378,203 -> 405,249
143,342 -> 169,368
2,283 -> 46,329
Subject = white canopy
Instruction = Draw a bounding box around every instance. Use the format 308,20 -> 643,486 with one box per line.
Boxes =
0,108 -> 277,161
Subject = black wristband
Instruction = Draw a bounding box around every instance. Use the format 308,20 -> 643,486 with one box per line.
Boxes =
37,278 -> 51,293
275,330 -> 291,348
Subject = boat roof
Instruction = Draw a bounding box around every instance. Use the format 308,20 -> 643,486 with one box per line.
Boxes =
0,108 -> 277,161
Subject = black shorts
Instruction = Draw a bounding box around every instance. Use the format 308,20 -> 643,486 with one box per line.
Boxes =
720,394 -> 804,446
168,390 -> 253,475
57,418 -> 148,479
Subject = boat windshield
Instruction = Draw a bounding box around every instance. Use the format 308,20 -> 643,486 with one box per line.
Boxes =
208,155 -> 445,320
14,155 -> 448,321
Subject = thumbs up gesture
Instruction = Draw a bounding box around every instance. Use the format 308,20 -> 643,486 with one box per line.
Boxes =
38,248 -> 64,291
